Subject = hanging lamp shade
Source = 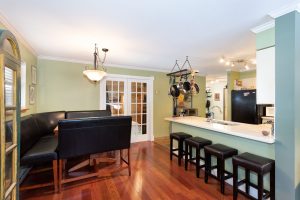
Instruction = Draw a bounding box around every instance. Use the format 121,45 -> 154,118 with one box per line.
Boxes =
83,44 -> 108,82
83,70 -> 107,82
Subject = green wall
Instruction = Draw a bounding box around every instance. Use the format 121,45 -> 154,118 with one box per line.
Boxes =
256,27 -> 275,50
37,59 -> 206,138
275,11 -> 300,200
0,22 -> 38,116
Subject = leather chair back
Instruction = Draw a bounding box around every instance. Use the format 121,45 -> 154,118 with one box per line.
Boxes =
65,109 -> 111,119
20,115 -> 42,157
58,116 -> 132,159
32,111 -> 65,136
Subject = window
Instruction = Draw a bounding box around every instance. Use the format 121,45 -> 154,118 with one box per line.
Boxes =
4,61 -> 26,108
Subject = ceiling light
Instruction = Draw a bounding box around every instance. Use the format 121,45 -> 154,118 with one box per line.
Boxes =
83,44 -> 109,82
225,61 -> 230,66
231,63 -> 235,67
219,57 -> 225,63
245,64 -> 249,70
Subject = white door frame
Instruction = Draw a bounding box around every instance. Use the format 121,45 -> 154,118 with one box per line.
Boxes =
100,74 -> 154,142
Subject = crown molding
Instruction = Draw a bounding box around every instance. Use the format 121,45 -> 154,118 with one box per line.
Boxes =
0,12 -> 37,56
251,20 -> 275,33
268,1 -> 300,18
38,55 -> 171,73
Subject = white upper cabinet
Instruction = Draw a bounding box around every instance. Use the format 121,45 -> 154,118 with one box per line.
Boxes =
256,46 -> 275,104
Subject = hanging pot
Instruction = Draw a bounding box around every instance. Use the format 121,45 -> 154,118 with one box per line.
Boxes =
190,82 -> 200,95
169,84 -> 180,97
183,81 -> 191,92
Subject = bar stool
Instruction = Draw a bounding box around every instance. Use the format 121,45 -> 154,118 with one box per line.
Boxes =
170,132 -> 192,166
232,152 -> 275,200
204,144 -> 238,194
184,137 -> 212,178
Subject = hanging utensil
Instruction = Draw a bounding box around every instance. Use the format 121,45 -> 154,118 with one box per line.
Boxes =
183,76 -> 191,92
169,84 -> 180,97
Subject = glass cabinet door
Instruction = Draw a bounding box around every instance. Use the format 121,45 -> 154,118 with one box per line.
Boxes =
0,31 -> 21,200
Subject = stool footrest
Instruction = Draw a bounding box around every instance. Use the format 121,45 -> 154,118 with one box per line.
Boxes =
237,179 -> 270,196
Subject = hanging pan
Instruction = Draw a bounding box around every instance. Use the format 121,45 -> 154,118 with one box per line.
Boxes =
169,84 -> 180,97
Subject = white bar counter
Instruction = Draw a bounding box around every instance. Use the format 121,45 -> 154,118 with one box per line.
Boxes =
165,116 -> 275,144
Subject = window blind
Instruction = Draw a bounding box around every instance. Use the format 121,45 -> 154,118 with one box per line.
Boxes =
4,67 -> 14,107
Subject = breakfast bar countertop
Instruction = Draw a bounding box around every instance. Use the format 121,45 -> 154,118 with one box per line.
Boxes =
165,116 -> 275,144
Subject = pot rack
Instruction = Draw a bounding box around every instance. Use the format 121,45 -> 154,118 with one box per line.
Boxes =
166,56 -> 198,80
167,56 -> 199,116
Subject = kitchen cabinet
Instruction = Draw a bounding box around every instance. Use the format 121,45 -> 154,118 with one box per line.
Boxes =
256,46 -> 275,104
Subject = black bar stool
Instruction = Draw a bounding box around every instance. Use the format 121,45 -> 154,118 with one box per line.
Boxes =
184,137 -> 212,178
170,132 -> 192,166
232,152 -> 275,200
204,144 -> 238,194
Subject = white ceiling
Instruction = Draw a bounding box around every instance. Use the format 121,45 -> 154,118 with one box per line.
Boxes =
0,0 -> 295,75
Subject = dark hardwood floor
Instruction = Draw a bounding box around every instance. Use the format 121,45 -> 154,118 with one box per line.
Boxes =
20,141 -> 247,200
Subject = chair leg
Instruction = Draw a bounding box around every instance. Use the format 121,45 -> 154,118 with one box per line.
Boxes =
120,150 -> 123,165
58,159 -> 63,193
128,148 -> 131,176
257,174 -> 264,200
170,137 -> 173,160
178,140 -> 183,166
204,152 -> 210,183
185,143 -> 189,170
245,169 -> 250,194
220,159 -> 225,194
196,148 -> 200,178
270,164 -> 275,200
52,160 -> 58,193
233,163 -> 238,200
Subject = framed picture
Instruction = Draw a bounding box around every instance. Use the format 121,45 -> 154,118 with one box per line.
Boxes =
29,85 -> 35,105
214,93 -> 220,101
31,65 -> 37,84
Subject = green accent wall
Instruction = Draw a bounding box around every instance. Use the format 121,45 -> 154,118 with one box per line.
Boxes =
0,22 -> 38,115
239,70 -> 256,79
256,27 -> 275,50
275,11 -> 300,200
37,59 -> 206,138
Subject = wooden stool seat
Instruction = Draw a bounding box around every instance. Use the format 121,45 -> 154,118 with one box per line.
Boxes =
170,132 -> 192,166
184,137 -> 212,178
204,144 -> 238,194
232,152 -> 275,200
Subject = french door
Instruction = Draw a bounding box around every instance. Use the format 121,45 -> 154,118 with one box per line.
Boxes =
0,31 -> 21,200
100,75 -> 153,143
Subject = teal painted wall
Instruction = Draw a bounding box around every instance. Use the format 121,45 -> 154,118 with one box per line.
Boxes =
0,22 -> 38,115
37,59 -> 206,138
256,27 -> 275,50
275,11 -> 300,200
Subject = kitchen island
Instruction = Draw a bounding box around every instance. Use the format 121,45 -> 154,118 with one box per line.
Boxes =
165,116 -> 275,192
165,116 -> 275,159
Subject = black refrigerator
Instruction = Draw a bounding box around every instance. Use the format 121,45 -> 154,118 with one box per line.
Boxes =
231,90 -> 258,124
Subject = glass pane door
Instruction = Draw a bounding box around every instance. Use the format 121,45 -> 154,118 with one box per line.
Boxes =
101,76 -> 153,143
105,79 -> 126,116
128,79 -> 151,143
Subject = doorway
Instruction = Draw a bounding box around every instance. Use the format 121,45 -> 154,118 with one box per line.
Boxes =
100,74 -> 154,143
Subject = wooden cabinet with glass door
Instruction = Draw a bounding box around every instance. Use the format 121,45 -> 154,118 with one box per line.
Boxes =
0,30 -> 21,200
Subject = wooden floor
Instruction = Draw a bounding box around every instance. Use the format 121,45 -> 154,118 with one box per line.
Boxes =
20,141 -> 247,200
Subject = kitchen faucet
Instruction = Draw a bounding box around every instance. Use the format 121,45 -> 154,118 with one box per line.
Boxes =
211,105 -> 222,114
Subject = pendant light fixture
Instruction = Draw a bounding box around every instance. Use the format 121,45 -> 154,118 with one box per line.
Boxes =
83,44 -> 109,82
